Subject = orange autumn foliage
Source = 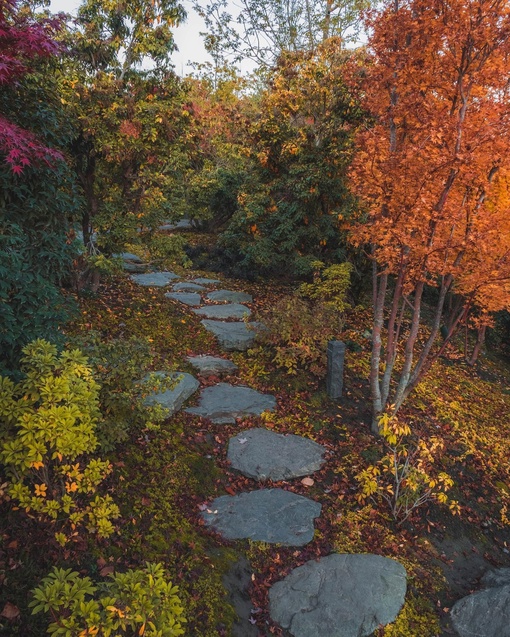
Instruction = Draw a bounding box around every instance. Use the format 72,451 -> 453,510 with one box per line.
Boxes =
347,0 -> 510,427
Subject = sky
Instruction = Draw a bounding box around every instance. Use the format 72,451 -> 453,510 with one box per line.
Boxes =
48,0 -> 215,75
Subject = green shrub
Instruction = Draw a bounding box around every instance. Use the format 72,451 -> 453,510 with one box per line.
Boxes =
299,261 -> 352,312
257,295 -> 344,377
0,340 -> 119,544
30,562 -> 186,637
384,594 -> 440,637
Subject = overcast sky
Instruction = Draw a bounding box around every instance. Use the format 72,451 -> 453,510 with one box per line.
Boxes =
48,0 -> 215,75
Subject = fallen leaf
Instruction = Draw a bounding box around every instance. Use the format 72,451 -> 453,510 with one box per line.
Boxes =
1,602 -> 20,620
141,496 -> 151,506
301,477 -> 314,487
198,503 -> 208,511
97,557 -> 107,569
237,437 -> 248,444
100,566 -> 115,576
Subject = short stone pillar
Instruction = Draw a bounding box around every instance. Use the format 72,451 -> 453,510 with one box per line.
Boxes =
326,340 -> 346,400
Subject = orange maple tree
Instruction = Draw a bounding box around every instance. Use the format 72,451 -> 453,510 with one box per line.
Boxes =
348,0 -> 510,430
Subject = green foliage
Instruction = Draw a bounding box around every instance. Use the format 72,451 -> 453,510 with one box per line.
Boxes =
299,261 -> 352,312
257,294 -> 343,376
356,414 -> 460,524
0,340 -> 119,542
144,234 -> 191,270
73,334 -> 176,450
220,41 -> 364,279
30,562 -> 186,637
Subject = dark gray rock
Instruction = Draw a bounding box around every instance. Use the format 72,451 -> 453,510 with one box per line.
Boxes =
192,277 -> 221,285
116,251 -> 143,263
228,428 -> 326,481
207,290 -> 253,303
193,303 -> 251,320
131,271 -> 179,287
222,556 -> 258,637
451,568 -> 510,637
173,282 -> 206,292
160,218 -> 192,231
143,371 -> 199,414
186,355 -> 238,377
201,320 -> 262,351
269,553 -> 407,637
201,489 -> 321,546
185,383 -> 275,424
122,262 -> 149,273
165,292 -> 202,307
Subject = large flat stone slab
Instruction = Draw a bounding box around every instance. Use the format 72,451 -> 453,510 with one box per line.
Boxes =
186,355 -> 238,377
269,554 -> 407,637
165,292 -> 202,307
192,277 -> 221,285
228,428 -> 326,481
193,303 -> 251,320
201,320 -> 262,351
207,290 -> 253,303
185,383 -> 275,424
131,271 -> 179,287
173,281 -> 206,292
201,489 -> 321,546
451,568 -> 510,637
143,371 -> 199,414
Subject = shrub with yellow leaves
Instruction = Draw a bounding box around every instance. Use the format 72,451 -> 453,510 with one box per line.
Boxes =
0,339 -> 119,544
356,413 -> 460,524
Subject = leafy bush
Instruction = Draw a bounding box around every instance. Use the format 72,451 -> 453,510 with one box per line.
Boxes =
257,295 -> 344,376
299,261 -> 352,312
0,340 -> 119,544
144,233 -> 191,269
30,562 -> 186,637
356,414 -> 460,524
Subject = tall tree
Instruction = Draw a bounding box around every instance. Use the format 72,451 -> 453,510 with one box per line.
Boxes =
194,0 -> 369,70
348,0 -> 510,430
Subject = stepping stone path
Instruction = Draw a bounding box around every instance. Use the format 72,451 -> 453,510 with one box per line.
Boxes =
200,319 -> 262,351
451,568 -> 510,637
193,303 -> 251,320
185,383 -> 276,424
131,271 -> 179,287
173,282 -> 206,292
113,252 -> 149,273
165,292 -> 202,307
130,259 -> 409,634
187,355 -> 238,377
269,554 -> 407,637
207,290 -> 253,303
201,489 -> 321,546
228,428 -> 326,481
143,371 -> 199,414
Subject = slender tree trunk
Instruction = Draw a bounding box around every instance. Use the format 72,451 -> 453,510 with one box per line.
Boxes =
468,323 -> 487,366
371,258 -> 388,433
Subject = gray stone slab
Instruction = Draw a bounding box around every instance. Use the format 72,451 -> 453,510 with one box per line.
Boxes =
451,569 -> 510,637
269,554 -> 407,637
193,303 -> 251,320
186,355 -> 238,377
131,271 -> 179,287
228,428 -> 326,481
143,371 -> 199,414
160,219 -> 192,231
165,292 -> 202,307
118,252 -> 143,263
173,282 -> 206,292
201,320 -> 262,351
192,277 -> 221,285
207,290 -> 253,303
185,383 -> 275,424
201,489 -> 321,546
123,262 -> 149,273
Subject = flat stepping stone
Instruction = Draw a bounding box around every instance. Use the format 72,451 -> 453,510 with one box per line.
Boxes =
201,320 -> 262,351
173,282 -> 206,292
114,251 -> 143,263
123,262 -> 149,273
193,303 -> 251,320
228,428 -> 326,481
201,488 -> 321,546
165,292 -> 202,307
186,355 -> 238,377
143,371 -> 199,414
451,568 -> 510,637
131,271 -> 179,287
192,277 -> 221,285
207,290 -> 253,303
185,383 -> 275,424
160,219 -> 192,231
269,554 -> 407,637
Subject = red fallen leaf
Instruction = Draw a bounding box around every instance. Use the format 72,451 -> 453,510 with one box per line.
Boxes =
301,477 -> 314,487
1,602 -> 20,620
97,557 -> 107,569
225,486 -> 236,495
7,540 -> 18,550
100,566 -> 115,576
141,496 -> 151,506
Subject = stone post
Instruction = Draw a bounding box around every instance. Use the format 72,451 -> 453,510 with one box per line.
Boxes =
327,340 -> 346,400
